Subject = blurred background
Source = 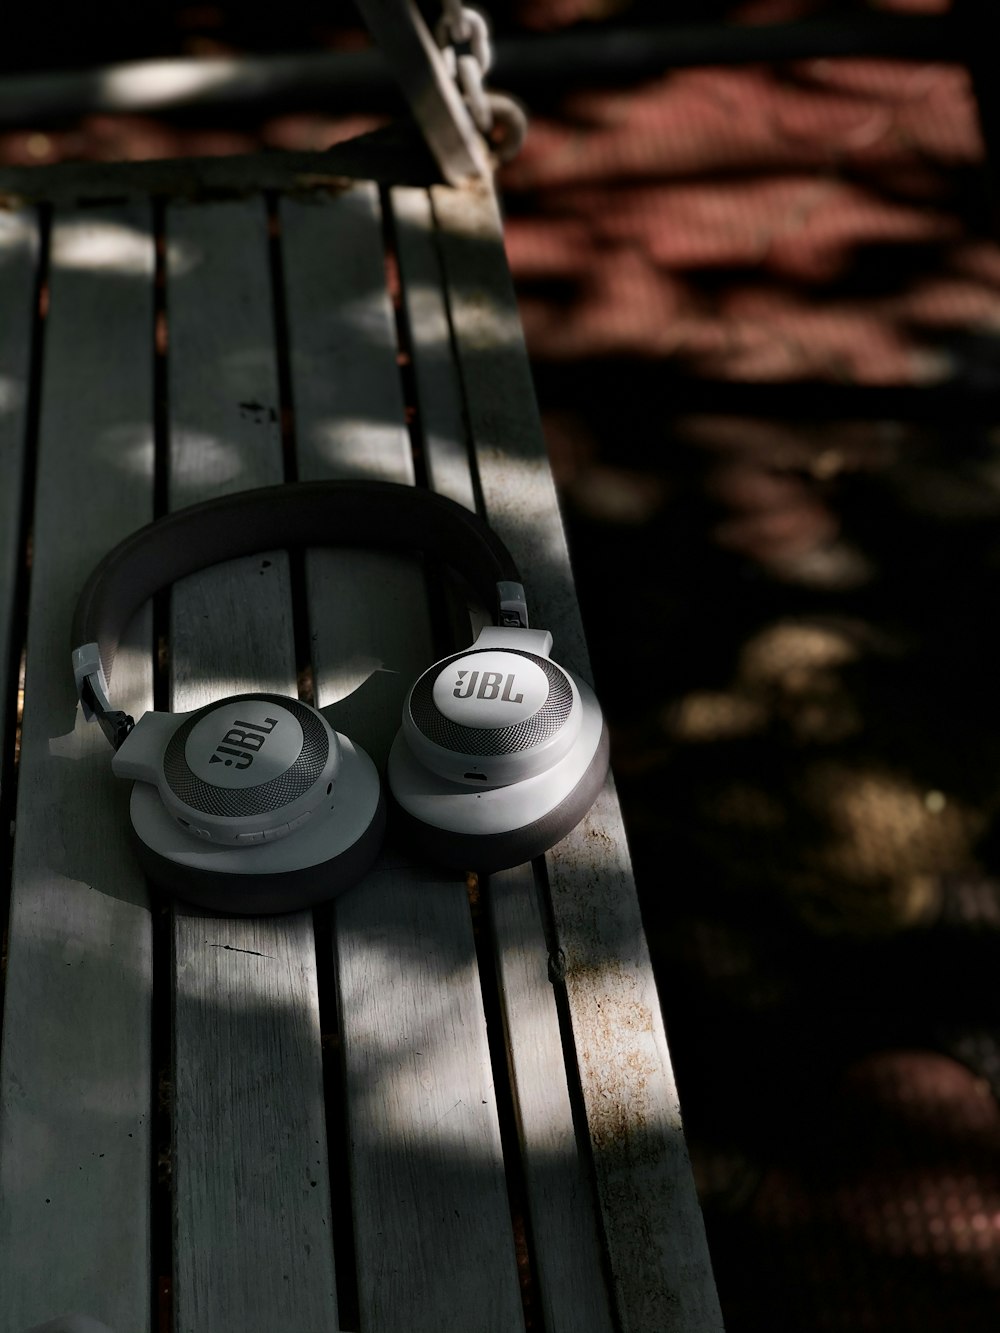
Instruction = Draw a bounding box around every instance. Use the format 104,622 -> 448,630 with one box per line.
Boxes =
4,1 -> 1000,1327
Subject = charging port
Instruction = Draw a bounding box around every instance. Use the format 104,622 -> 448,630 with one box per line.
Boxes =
464,772 -> 488,782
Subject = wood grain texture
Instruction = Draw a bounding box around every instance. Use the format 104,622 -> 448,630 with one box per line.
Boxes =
279,185 -> 430,766
335,862 -> 524,1333
390,186 -> 477,515
164,197 -> 339,1333
395,183 -> 617,1332
489,865 -> 616,1333
0,205 -> 155,1333
0,162 -> 721,1333
431,180 -> 724,1332
280,183 -> 523,1330
0,208 -> 36,788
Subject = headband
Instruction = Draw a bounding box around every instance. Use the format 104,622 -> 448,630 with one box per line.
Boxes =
71,480 -> 526,748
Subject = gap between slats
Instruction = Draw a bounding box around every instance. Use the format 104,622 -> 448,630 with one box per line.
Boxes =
0,206 -> 48,1096
149,194 -> 174,1333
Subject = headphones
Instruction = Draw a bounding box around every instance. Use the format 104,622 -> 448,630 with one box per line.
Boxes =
71,481 -> 609,914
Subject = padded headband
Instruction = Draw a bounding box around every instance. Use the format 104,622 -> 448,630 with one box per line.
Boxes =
72,480 -> 524,747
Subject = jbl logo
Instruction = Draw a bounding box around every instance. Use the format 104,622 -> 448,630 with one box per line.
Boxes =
454,670 -> 523,704
209,716 -> 278,770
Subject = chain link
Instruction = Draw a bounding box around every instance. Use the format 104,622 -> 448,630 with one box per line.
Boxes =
434,3 -> 525,163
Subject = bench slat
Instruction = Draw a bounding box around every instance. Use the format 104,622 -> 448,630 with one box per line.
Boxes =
0,205 -> 155,1332
430,180 -> 724,1333
0,209 -> 36,785
280,185 -> 427,766
164,197 -> 340,1332
279,183 -> 524,1330
490,865 -> 617,1333
391,184 -> 616,1331
389,186 -> 478,515
336,867 -> 524,1332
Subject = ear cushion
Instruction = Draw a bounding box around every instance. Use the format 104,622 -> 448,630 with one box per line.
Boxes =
390,721 -> 609,873
129,734 -> 385,914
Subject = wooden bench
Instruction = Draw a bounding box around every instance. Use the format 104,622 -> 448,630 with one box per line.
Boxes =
0,70 -> 722,1333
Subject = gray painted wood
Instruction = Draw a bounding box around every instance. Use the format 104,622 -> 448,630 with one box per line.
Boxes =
394,184 -> 615,1331
390,186 -> 477,514
431,180 -> 724,1332
164,197 -> 339,1333
0,205 -> 155,1333
279,184 -> 427,767
0,132 -> 441,207
0,161 -> 721,1333
0,208 -> 36,792
335,861 -> 524,1332
354,0 -> 490,186
391,183 -> 490,649
280,183 -> 523,1330
489,865 -> 616,1333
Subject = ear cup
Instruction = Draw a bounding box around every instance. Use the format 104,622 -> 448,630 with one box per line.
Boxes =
129,733 -> 385,913
118,692 -> 342,847
400,644 -> 583,787
388,663 -> 609,873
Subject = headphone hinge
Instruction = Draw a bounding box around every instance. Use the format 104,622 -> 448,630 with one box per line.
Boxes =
497,581 -> 528,629
72,642 -> 135,749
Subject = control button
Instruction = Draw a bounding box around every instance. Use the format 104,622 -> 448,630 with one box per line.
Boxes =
261,823 -> 290,843
287,810 -> 312,832
192,827 -> 212,840
235,831 -> 266,845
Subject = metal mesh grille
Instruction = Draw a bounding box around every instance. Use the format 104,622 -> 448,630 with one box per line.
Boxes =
163,693 -> 328,818
409,650 -> 573,755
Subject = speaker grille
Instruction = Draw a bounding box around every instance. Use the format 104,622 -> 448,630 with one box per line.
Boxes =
409,651 -> 573,756
163,694 -> 328,818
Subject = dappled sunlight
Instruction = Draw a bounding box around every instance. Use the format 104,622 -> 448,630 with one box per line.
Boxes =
51,217 -> 152,276
98,57 -> 249,110
15,869 -> 152,997
50,215 -> 196,278
0,373 -> 24,414
93,421 -> 154,479
0,209 -> 36,269
166,428 -> 247,489
343,1004 -> 497,1150
501,47 -> 1000,385
314,654 -> 391,704
305,416 -> 415,481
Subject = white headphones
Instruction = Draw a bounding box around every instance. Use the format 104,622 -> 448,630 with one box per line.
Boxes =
72,481 -> 609,914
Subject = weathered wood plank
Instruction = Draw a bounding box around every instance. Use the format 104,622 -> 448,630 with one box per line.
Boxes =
0,208 -> 36,784
393,183 -> 616,1330
390,186 -> 476,514
0,205 -> 155,1333
280,183 -> 523,1330
279,184 -> 426,765
0,130 -> 441,207
431,179 -> 724,1333
164,197 -> 339,1333
489,865 -> 616,1333
335,860 -> 524,1332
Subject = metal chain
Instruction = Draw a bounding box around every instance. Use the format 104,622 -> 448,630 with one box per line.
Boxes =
434,3 -> 526,163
